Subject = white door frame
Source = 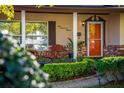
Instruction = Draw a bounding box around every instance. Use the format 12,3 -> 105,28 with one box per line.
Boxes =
87,21 -> 103,57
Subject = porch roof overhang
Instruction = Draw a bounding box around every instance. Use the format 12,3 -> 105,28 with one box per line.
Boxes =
14,5 -> 124,14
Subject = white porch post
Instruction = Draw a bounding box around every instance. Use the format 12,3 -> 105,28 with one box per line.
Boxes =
73,12 -> 78,60
21,10 -> 26,48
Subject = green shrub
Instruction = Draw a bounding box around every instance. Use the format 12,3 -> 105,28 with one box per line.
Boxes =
37,57 -> 76,63
0,33 -> 49,88
43,57 -> 124,81
101,57 -> 124,73
96,57 -> 124,81
42,58 -> 96,81
82,58 -> 96,75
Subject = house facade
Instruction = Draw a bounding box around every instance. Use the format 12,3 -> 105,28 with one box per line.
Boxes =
0,5 -> 124,59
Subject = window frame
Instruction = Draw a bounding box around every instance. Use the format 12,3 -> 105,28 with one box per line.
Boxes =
0,20 -> 21,43
0,20 -> 49,51
25,21 -> 49,51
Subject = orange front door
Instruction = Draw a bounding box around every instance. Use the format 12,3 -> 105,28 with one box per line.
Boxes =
88,22 -> 103,57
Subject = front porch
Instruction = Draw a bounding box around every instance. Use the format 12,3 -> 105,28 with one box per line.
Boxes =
1,6 -> 124,60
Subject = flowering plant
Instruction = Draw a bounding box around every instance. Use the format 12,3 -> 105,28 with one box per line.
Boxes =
0,33 -> 49,88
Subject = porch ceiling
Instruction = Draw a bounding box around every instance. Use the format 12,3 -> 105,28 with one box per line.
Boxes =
14,5 -> 124,14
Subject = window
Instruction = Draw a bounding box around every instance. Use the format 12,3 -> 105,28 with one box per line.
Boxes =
0,21 -> 21,44
26,22 -> 48,51
0,21 -> 49,51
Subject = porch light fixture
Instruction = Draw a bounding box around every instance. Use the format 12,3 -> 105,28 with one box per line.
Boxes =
81,20 -> 85,26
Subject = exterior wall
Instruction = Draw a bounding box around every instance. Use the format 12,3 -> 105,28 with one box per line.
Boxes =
107,13 -> 120,45
26,13 -> 73,46
0,12 -> 73,45
106,13 -> 124,46
0,12 -> 122,47
120,13 -> 124,45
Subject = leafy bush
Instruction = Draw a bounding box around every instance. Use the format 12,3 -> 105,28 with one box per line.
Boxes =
43,62 -> 85,81
37,55 -> 85,64
43,60 -> 95,81
37,57 -> 76,63
43,57 -> 124,81
82,58 -> 96,75
0,33 -> 49,88
95,57 -> 124,81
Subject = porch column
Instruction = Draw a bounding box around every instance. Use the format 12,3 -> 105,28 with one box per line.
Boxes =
73,12 -> 78,60
21,10 -> 26,48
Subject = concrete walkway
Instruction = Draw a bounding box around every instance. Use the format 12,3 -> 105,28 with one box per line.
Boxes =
50,73 -> 123,88
50,75 -> 107,88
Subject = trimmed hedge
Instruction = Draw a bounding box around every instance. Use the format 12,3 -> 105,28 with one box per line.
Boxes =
42,57 -> 124,81
43,62 -> 86,81
42,59 -> 96,81
82,58 -> 96,75
96,57 -> 124,79
96,57 -> 124,72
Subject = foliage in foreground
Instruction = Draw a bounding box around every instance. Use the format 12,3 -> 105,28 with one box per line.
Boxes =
0,33 -> 49,88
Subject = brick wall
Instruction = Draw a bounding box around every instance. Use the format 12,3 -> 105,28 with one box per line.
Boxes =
104,45 -> 124,56
81,45 -> 124,57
